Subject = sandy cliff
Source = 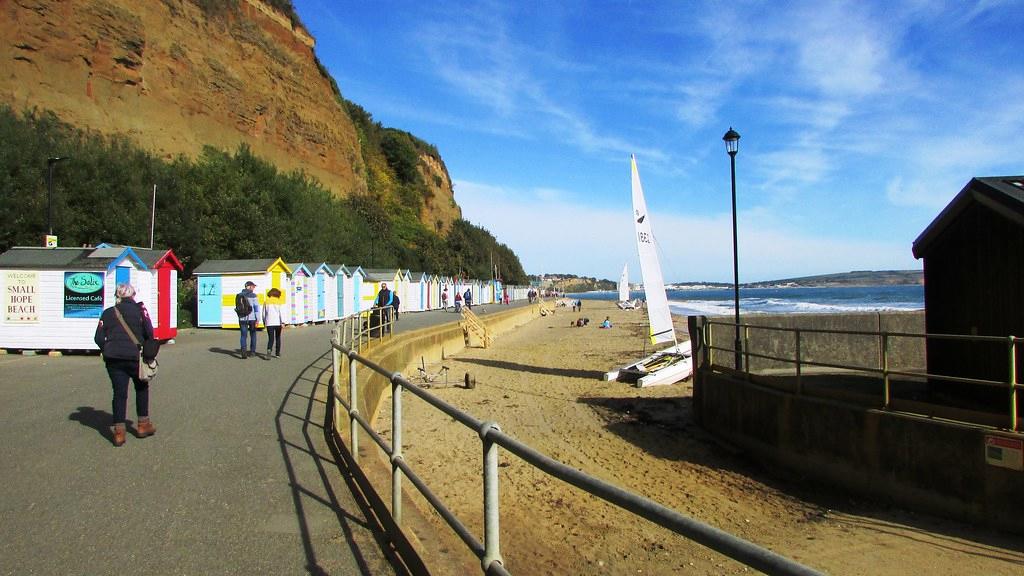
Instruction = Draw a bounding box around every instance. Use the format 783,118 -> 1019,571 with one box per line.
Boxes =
0,0 -> 460,231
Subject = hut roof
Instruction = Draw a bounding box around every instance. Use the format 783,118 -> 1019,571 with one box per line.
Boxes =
363,268 -> 400,282
0,246 -> 146,271
193,258 -> 289,275
913,176 -> 1024,259
95,244 -> 184,271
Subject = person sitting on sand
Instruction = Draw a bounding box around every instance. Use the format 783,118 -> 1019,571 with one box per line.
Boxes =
600,316 -> 612,329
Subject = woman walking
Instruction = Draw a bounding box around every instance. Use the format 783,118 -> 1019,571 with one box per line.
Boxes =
94,283 -> 155,447
263,287 -> 284,357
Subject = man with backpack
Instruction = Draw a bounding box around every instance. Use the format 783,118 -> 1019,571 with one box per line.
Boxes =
235,281 -> 261,359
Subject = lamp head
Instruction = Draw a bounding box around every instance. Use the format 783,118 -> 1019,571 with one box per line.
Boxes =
47,156 -> 68,165
722,128 -> 740,156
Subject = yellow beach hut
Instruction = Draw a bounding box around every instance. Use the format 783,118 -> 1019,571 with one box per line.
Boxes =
362,269 -> 402,311
193,258 -> 290,328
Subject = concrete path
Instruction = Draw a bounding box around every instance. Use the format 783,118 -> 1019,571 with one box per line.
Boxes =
0,302 -> 526,575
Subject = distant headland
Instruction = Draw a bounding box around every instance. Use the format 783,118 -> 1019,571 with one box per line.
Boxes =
535,270 -> 923,292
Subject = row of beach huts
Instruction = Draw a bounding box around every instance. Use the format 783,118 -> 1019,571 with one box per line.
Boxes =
0,245 -> 528,352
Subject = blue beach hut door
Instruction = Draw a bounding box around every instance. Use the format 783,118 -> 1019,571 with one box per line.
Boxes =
115,266 -> 131,289
317,274 -> 326,320
197,276 -> 222,327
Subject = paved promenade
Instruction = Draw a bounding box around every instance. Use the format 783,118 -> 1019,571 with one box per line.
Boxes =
0,303 -> 526,575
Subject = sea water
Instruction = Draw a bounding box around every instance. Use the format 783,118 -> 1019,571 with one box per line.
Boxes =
571,285 -> 924,316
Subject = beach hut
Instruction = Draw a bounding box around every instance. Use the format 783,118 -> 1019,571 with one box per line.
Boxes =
286,262 -> 313,324
330,265 -> 349,318
409,272 -> 430,312
308,263 -> 336,322
192,258 -> 291,328
0,245 -> 150,350
97,244 -> 184,340
362,269 -> 402,310
912,175 -> 1024,407
349,266 -> 366,312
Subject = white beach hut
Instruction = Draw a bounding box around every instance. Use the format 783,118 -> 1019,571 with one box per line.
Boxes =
0,246 -> 150,350
408,271 -> 430,312
286,262 -> 312,325
309,262 -> 336,322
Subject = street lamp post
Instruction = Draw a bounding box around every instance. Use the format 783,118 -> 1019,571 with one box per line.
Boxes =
46,156 -> 68,236
723,128 -> 742,370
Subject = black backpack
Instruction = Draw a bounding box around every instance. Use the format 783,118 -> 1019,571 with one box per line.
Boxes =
234,292 -> 253,318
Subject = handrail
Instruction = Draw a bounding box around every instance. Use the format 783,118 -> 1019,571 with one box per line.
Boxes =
328,323 -> 823,576
337,305 -> 396,352
460,307 -> 493,347
703,318 -> 1021,431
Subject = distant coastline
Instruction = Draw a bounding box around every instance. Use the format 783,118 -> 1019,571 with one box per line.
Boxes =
667,270 -> 923,290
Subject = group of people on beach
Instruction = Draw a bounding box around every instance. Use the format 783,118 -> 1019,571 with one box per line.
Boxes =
571,315 -> 612,328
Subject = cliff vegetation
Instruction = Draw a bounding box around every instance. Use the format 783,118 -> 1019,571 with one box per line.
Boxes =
0,0 -> 512,279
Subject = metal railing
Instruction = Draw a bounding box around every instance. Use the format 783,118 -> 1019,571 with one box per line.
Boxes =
703,319 -> 1021,432
336,306 -> 396,352
328,323 -> 823,575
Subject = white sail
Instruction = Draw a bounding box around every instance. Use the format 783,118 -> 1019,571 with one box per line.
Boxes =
631,155 -> 675,345
618,264 -> 630,302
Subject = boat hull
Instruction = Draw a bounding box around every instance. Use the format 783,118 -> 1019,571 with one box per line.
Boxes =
604,341 -> 693,387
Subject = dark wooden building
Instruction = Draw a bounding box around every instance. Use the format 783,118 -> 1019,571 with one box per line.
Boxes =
912,176 -> 1024,412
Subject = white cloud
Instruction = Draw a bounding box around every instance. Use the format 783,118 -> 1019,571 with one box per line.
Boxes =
456,179 -> 919,282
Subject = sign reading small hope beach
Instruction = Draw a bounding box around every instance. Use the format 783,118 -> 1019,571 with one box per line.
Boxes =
5,271 -> 39,323
63,272 -> 104,318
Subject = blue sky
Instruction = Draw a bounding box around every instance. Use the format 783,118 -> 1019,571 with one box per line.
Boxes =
293,0 -> 1024,283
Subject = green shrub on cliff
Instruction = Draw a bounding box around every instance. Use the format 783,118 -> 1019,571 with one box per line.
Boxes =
0,106 -> 527,284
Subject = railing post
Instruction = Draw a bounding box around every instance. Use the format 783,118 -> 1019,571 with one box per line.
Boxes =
1010,336 -> 1018,432
882,333 -> 891,409
480,422 -> 504,572
391,372 -> 404,526
743,325 -> 750,375
331,326 -> 341,432
708,322 -> 714,367
794,329 -> 802,395
349,350 -> 359,462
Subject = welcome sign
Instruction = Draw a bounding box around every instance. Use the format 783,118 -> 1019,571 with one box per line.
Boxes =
64,272 -> 104,318
5,271 -> 39,323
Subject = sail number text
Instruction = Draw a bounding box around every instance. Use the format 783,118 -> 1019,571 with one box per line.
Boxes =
638,231 -> 652,244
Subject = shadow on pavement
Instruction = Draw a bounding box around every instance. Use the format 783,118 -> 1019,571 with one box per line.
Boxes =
276,352 -> 411,575
68,406 -> 117,444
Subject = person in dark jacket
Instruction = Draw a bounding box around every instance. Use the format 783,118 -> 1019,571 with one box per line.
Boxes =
374,282 -> 394,333
94,283 -> 155,447
236,281 -> 261,359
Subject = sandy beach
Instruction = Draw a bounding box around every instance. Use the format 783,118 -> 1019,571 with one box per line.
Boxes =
379,300 -> 1024,575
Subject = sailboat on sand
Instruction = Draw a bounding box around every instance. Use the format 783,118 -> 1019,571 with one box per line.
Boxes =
604,155 -> 692,387
616,264 -> 637,309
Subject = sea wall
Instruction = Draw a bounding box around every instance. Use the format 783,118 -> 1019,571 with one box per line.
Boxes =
353,305 -> 541,424
690,312 -> 1024,534
712,311 -> 926,372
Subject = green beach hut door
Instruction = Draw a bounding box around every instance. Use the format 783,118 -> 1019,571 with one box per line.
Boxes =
197,276 -> 222,327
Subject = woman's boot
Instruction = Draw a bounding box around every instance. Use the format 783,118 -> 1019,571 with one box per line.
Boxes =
136,417 -> 156,438
112,423 -> 126,447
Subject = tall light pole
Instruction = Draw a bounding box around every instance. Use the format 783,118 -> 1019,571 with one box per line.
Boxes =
723,128 -> 742,370
46,156 -> 68,237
